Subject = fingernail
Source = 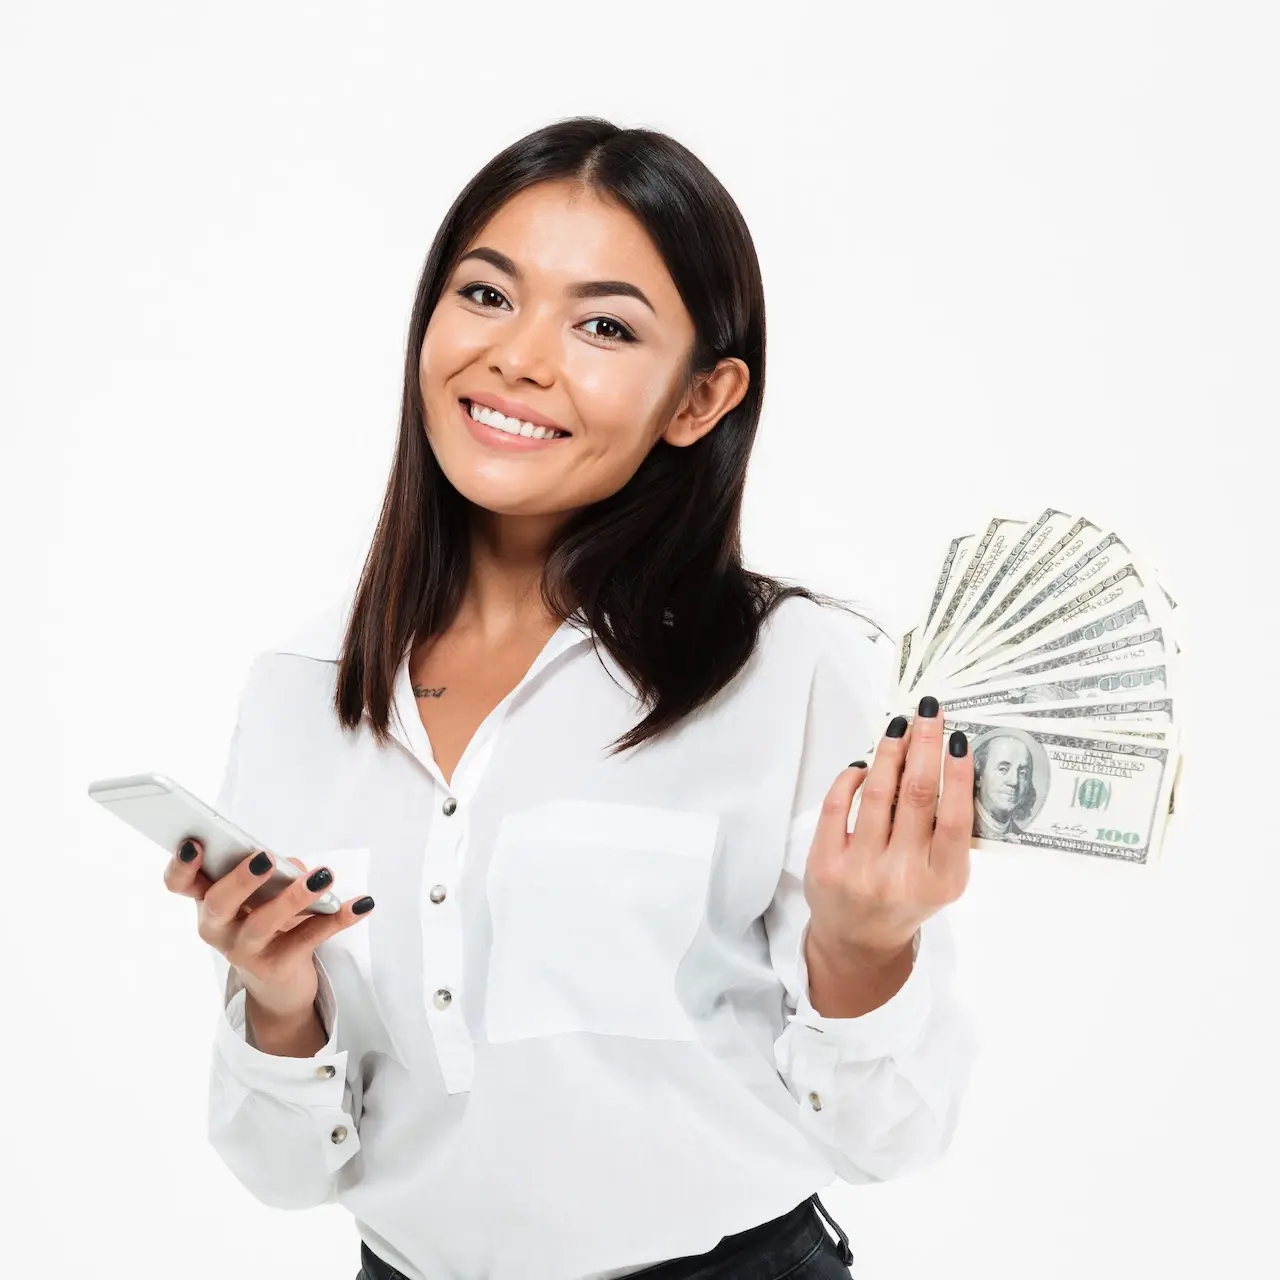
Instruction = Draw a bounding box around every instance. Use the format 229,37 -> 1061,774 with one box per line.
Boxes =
306,867 -> 332,892
949,730 -> 968,757
848,760 -> 867,770
249,851 -> 272,875
886,715 -> 908,738
918,695 -> 939,718
178,839 -> 198,863
352,896 -> 375,915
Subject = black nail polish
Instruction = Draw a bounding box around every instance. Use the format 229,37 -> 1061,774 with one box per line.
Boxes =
949,730 -> 968,757
306,867 -> 332,892
352,896 -> 375,915
178,839 -> 198,863
849,760 -> 867,770
886,715 -> 908,738
918,695 -> 939,718
249,851 -> 272,876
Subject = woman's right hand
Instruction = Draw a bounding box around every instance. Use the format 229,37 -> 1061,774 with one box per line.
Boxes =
163,839 -> 375,1023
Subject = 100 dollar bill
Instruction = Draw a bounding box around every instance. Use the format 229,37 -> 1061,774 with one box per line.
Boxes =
941,619 -> 1170,691
938,662 -> 1173,714
951,715 -> 1178,863
863,713 -> 1179,863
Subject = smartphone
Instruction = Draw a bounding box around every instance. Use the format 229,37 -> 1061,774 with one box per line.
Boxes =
87,771 -> 342,915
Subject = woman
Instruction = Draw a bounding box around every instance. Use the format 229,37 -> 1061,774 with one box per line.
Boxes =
165,116 -> 978,1280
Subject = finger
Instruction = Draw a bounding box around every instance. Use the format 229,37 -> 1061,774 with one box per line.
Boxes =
164,837 -> 212,900
266,857 -> 310,922
850,713 -> 911,852
279,893 -> 376,956
201,848 -> 277,932
931,727 -> 975,897
890,695 -> 946,853
238,864 -> 335,951
814,761 -> 872,852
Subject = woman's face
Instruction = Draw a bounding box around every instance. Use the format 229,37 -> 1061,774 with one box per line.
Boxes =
419,180 -> 746,527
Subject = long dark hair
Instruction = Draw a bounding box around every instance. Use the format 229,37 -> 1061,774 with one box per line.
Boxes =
335,115 -> 878,757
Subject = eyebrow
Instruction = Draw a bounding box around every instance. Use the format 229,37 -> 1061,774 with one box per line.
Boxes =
456,246 -> 656,316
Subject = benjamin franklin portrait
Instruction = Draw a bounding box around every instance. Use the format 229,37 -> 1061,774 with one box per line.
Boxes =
971,728 -> 1049,839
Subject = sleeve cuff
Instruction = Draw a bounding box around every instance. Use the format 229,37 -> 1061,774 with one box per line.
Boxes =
789,917 -> 937,1060
213,955 -> 348,1104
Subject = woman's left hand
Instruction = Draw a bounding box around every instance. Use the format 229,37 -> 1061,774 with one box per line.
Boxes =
803,695 -> 974,960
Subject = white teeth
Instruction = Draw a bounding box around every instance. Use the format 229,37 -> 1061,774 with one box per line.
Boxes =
468,400 -> 566,439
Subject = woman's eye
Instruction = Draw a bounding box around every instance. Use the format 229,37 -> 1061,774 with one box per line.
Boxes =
458,284 -> 508,309
581,317 -> 636,344
455,284 -> 636,345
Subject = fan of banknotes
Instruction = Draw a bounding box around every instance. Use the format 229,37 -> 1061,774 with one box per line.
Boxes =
872,510 -> 1184,865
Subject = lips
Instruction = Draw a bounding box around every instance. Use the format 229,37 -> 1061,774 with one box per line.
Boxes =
461,397 -> 570,436
458,397 -> 570,450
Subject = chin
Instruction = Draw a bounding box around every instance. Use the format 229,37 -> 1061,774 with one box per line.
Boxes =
452,479 -> 559,518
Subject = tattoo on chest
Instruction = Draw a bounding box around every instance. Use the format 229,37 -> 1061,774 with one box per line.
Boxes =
412,684 -> 446,698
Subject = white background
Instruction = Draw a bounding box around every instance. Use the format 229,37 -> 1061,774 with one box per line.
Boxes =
3,2 -> 1275,1277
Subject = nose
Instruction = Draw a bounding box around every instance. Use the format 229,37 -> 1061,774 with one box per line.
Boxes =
488,305 -> 558,386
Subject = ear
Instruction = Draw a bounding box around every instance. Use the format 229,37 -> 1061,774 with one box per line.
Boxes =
661,357 -> 750,448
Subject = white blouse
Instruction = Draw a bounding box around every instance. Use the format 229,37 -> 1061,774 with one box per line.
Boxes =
206,586 -> 977,1280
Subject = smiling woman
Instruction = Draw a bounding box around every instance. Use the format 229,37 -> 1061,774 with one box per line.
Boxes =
334,117 -> 872,759
196,114 -> 976,1280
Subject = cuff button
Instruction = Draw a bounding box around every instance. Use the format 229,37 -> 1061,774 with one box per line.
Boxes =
808,1091 -> 823,1111
330,1125 -> 349,1144
316,1064 -> 336,1079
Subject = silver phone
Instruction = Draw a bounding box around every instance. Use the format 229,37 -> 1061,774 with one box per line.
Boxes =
87,771 -> 342,915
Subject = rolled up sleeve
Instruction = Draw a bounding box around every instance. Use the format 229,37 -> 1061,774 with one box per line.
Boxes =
764,611 -> 980,1183
203,653 -> 361,1208
207,937 -> 362,1209
772,906 -> 977,1183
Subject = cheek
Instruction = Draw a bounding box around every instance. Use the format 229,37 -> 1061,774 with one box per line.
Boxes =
578,384 -> 675,468
573,351 -> 672,421
418,326 -> 451,386
419,309 -> 479,383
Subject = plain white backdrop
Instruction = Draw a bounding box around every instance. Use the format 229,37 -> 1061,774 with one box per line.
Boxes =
3,2 -> 1276,1276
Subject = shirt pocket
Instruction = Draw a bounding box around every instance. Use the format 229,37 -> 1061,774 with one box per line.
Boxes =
483,799 -> 719,1044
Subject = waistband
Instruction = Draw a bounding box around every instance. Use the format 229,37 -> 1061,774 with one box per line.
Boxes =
358,1193 -> 853,1279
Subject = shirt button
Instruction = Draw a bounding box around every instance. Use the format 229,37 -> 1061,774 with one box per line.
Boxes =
315,1064 -> 336,1080
808,1092 -> 823,1111
330,1125 -> 348,1144
442,796 -> 457,816
433,988 -> 453,1009
429,884 -> 447,904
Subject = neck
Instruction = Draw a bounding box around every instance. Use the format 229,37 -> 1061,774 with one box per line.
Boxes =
453,562 -> 560,646
457,511 -> 568,641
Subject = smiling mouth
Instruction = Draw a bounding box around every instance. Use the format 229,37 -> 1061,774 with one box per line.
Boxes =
460,398 -> 571,439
